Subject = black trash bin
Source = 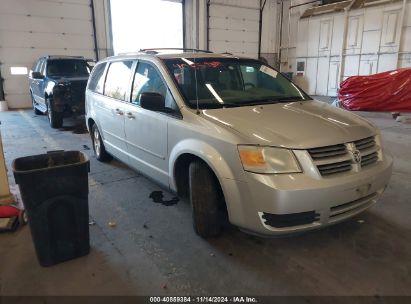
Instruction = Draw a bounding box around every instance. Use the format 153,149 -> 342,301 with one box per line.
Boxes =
12,150 -> 90,267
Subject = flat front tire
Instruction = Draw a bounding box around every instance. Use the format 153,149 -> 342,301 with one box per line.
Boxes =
46,98 -> 63,128
92,124 -> 112,162
189,161 -> 222,238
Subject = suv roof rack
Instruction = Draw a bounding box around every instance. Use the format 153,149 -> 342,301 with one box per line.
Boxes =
46,55 -> 85,59
138,48 -> 213,55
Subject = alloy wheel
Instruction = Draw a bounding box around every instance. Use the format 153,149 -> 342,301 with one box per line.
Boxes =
93,128 -> 101,157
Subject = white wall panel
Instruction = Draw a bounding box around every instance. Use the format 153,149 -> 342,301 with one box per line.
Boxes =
0,14 -> 93,34
261,0 -> 278,54
291,1 -> 409,97
296,19 -> 309,57
359,60 -> 377,75
330,13 -> 344,56
400,27 -> 411,52
364,6 -> 383,31
381,11 -> 400,45
0,0 -> 91,19
211,0 -> 259,9
208,2 -> 259,58
0,32 -> 94,49
305,58 -> 318,95
0,0 -> 109,109
316,57 -> 329,95
307,18 -> 320,57
346,14 -> 363,53
361,31 -> 381,54
344,55 -> 360,77
398,54 -> 411,68
378,54 -> 397,72
319,20 -> 332,50
405,2 -> 411,27
328,62 -> 339,95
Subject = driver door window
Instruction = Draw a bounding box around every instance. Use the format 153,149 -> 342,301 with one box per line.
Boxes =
131,62 -> 178,112
131,62 -> 167,104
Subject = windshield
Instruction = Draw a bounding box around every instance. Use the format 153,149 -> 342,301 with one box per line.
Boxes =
163,58 -> 311,109
47,59 -> 90,77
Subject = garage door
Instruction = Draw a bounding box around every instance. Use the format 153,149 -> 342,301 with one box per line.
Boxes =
208,0 -> 259,59
0,0 -> 96,109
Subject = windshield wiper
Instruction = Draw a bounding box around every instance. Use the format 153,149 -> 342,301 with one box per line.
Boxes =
270,96 -> 307,102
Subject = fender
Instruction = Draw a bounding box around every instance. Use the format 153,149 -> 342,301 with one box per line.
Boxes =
168,138 -> 238,192
168,138 -> 249,227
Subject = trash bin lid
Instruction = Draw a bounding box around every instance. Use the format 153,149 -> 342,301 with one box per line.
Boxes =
12,150 -> 89,173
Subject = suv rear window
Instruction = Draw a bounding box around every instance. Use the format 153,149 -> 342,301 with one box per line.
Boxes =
88,62 -> 107,94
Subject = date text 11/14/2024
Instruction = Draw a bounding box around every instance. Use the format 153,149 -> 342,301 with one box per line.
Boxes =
149,296 -> 259,303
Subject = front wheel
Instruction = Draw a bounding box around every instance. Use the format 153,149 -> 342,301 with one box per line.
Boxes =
46,98 -> 63,128
92,124 -> 112,162
189,161 -> 222,238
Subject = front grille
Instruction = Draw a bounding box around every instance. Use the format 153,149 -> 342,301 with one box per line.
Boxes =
261,211 -> 320,228
69,81 -> 87,103
354,136 -> 378,168
361,151 -> 378,167
317,160 -> 352,176
354,136 -> 376,151
308,144 -> 347,159
308,136 -> 379,177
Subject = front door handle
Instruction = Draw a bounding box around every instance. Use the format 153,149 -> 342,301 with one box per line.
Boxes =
126,112 -> 135,119
115,108 -> 124,115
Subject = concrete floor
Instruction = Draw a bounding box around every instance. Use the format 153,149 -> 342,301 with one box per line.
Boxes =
0,109 -> 410,296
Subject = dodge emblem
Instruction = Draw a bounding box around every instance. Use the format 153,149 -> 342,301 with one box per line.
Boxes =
352,150 -> 362,164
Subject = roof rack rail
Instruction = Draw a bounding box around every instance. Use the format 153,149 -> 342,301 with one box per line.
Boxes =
46,55 -> 85,59
139,48 -> 213,54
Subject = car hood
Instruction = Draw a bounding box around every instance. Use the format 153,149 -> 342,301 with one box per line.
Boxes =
201,100 -> 376,149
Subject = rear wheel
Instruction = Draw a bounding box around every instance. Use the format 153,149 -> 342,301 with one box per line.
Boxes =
31,92 -> 42,115
46,98 -> 63,128
92,124 -> 112,162
189,161 -> 222,238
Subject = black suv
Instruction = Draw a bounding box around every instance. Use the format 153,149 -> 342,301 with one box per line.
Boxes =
29,55 -> 91,128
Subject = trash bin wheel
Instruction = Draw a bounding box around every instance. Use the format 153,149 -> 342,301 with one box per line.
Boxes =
19,210 -> 28,225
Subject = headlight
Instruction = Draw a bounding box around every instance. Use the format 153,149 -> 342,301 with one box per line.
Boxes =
238,145 -> 302,174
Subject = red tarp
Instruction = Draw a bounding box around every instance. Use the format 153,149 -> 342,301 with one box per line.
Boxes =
338,68 -> 411,112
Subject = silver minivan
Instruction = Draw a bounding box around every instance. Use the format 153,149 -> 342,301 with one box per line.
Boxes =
85,49 -> 393,237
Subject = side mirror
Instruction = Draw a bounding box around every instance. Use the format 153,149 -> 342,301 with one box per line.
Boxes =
31,71 -> 44,79
139,92 -> 165,112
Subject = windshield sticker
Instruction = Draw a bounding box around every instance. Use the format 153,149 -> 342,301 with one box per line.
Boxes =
245,67 -> 255,73
260,66 -> 278,78
172,61 -> 223,70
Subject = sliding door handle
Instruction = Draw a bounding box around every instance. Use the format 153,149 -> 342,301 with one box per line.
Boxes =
126,112 -> 135,119
114,108 -> 124,115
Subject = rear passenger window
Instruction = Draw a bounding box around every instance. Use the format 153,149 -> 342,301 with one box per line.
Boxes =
104,61 -> 133,100
88,62 -> 107,94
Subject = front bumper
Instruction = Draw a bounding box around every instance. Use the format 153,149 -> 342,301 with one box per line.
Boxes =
52,85 -> 86,115
224,152 -> 393,236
